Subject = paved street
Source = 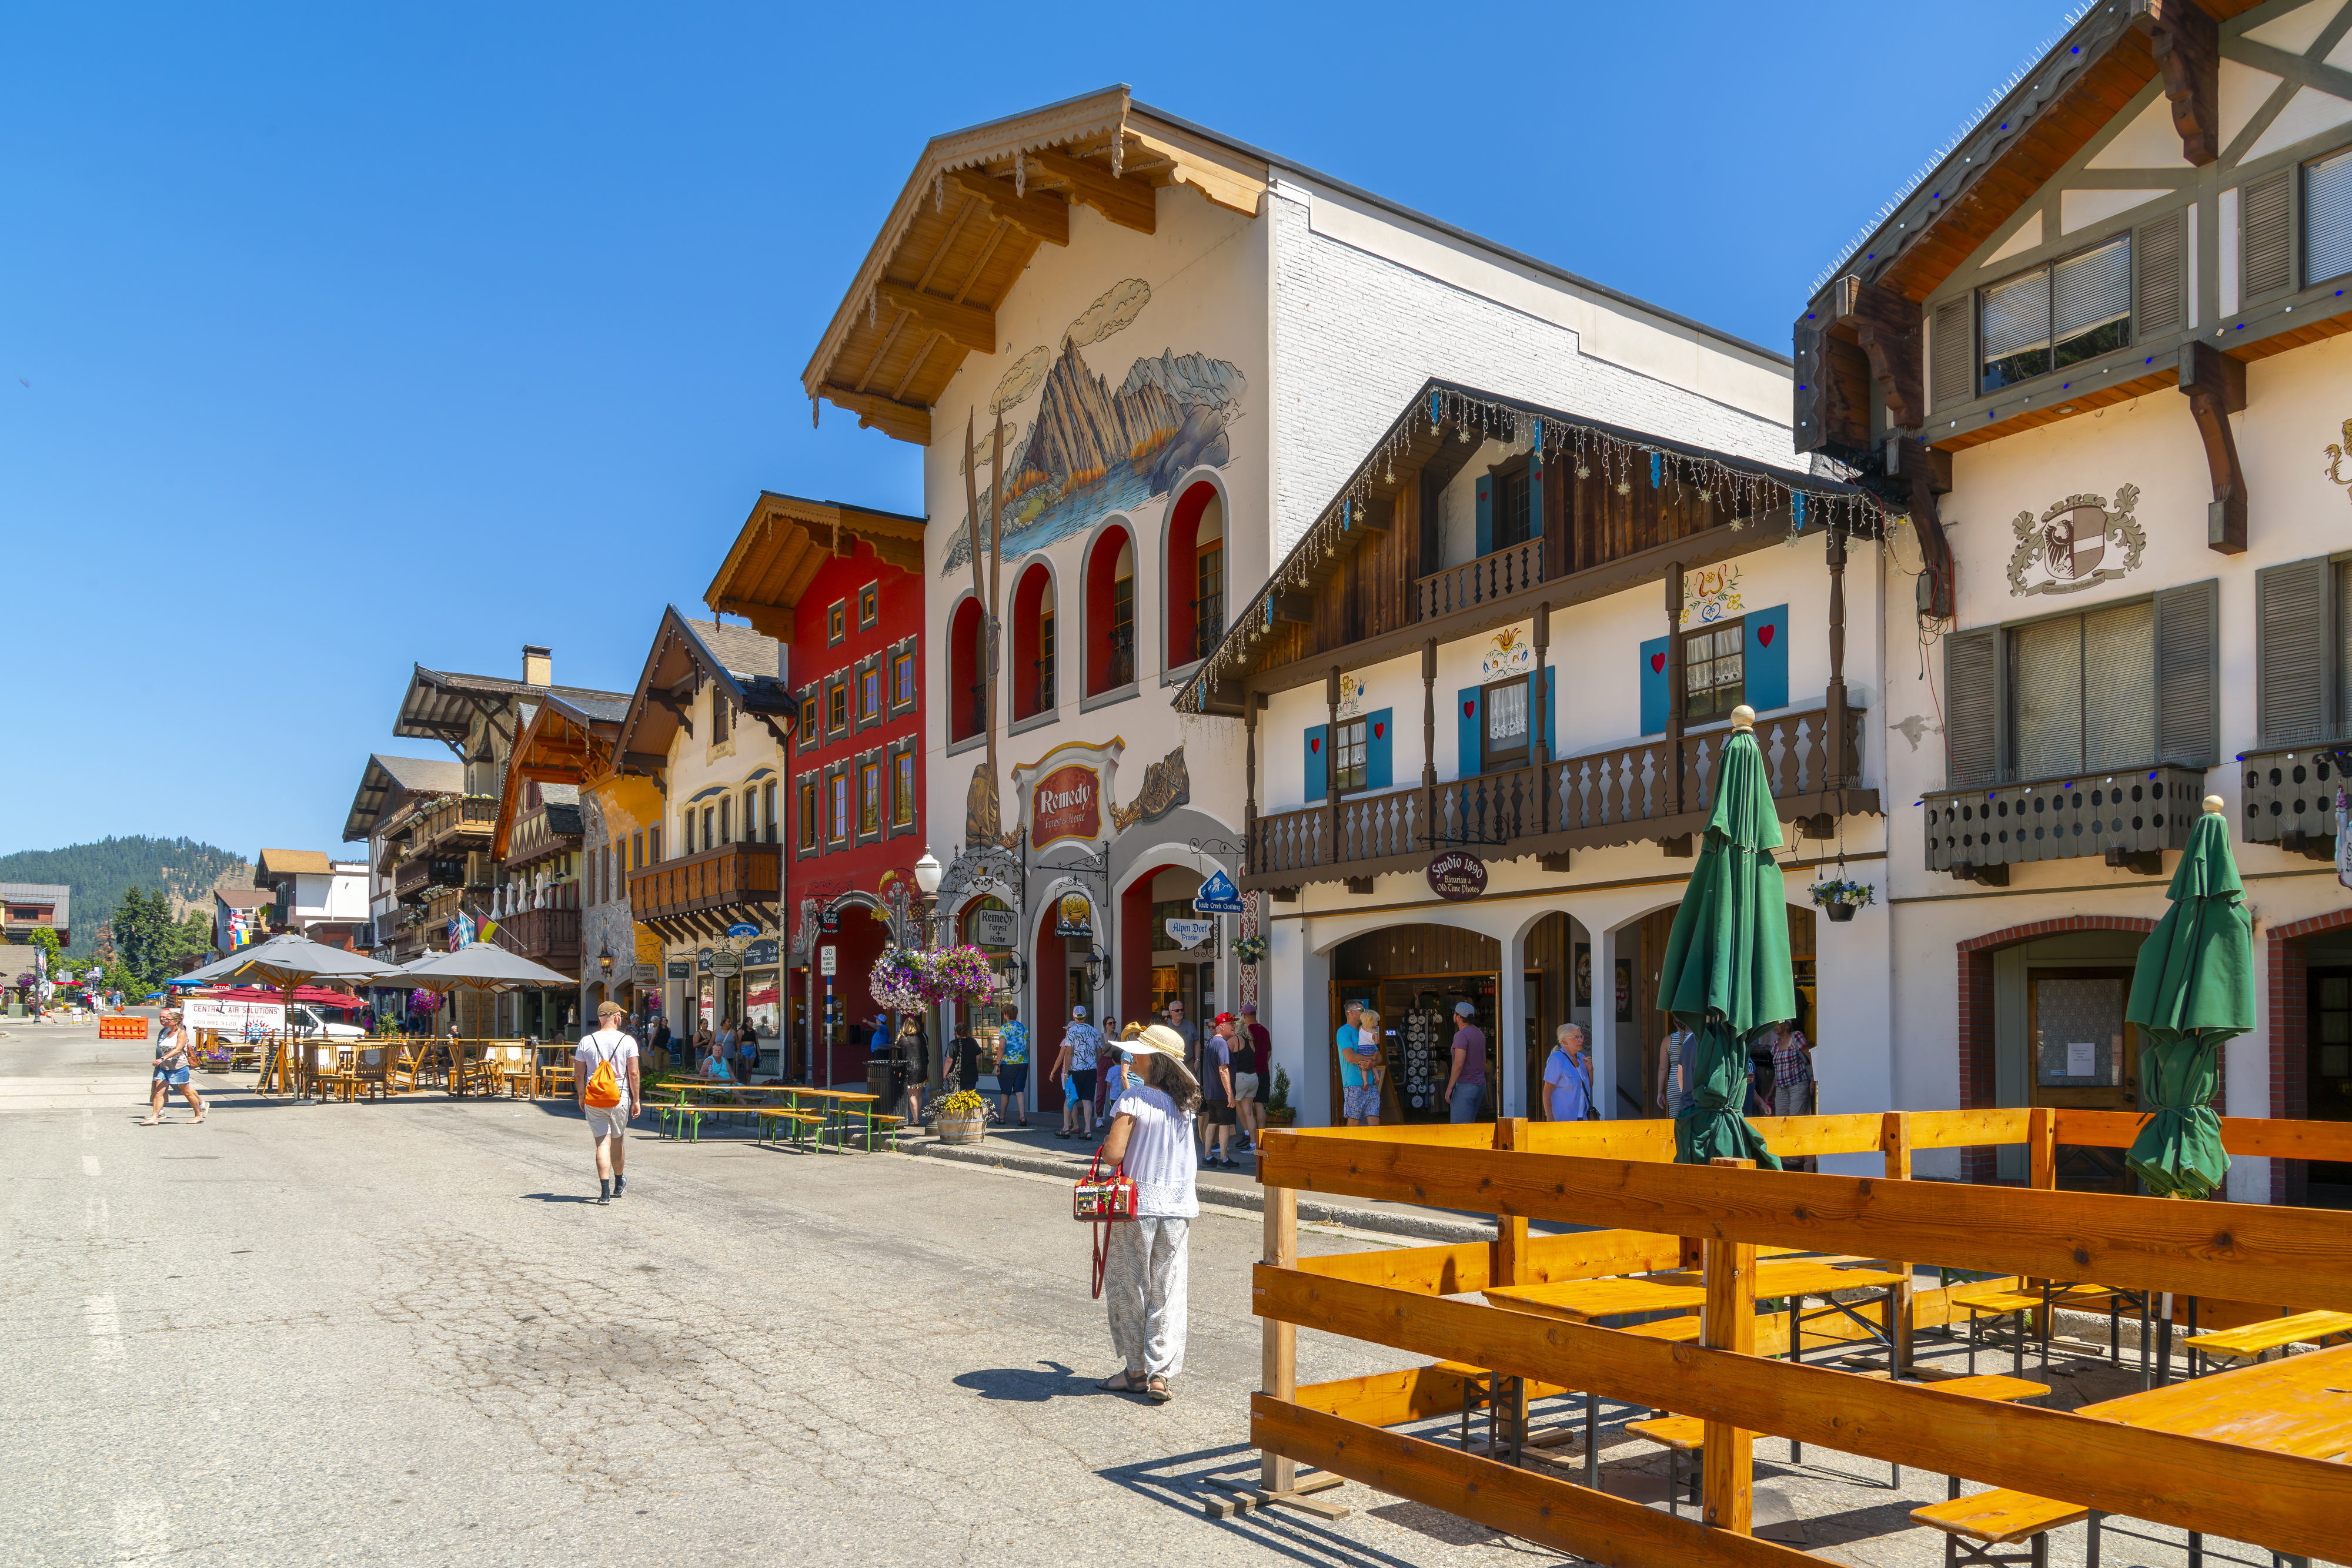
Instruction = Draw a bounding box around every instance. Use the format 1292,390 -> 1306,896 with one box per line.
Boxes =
2,1017 -> 2313,1567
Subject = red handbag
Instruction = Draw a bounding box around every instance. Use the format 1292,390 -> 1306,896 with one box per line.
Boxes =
1074,1147 -> 1137,1298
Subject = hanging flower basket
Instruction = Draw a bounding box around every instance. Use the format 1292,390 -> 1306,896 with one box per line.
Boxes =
1231,934 -> 1268,966
867,946 -> 930,1014
925,945 -> 998,1007
867,944 -> 1000,1012
408,988 -> 443,1013
1809,878 -> 1875,923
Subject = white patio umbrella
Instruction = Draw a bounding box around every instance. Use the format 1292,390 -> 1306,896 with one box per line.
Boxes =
176,935 -> 406,1097
399,943 -> 579,1096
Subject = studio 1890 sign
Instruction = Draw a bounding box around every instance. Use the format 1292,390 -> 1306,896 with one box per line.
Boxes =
1426,851 -> 1488,902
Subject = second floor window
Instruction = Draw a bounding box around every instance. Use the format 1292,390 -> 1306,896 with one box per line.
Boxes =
711,694 -> 730,745
797,778 -> 817,850
1192,544 -> 1224,663
1980,234 -> 2130,393
1495,467 -> 1532,550
1036,611 -> 1057,711
632,831 -> 643,871
1110,573 -> 1136,688
647,826 -> 660,862
1683,623 -> 1745,722
828,774 -> 848,842
800,694 -> 818,740
1482,677 -> 1530,772
2009,601 -> 2155,778
763,782 -> 777,843
827,681 -> 847,733
861,666 -> 881,722
893,650 -> 915,708
1334,717 -> 1368,792
860,760 -> 881,834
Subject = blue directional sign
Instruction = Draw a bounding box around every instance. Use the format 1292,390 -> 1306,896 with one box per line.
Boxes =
1192,868 -> 1243,915
724,922 -> 759,939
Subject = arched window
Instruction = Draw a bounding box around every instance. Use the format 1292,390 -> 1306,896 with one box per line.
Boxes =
1010,564 -> 1056,721
948,595 -> 985,743
1165,481 -> 1224,667
1085,526 -> 1136,697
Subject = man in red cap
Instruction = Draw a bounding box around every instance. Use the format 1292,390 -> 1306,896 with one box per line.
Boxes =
1200,1012 -> 1238,1168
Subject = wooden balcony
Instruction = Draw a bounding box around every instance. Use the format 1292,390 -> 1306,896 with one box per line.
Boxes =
629,841 -> 781,938
2237,744 -> 2346,860
500,907 -> 581,973
1922,764 -> 2207,881
1246,707 -> 1871,891
1414,539 -> 1544,623
420,795 -> 498,852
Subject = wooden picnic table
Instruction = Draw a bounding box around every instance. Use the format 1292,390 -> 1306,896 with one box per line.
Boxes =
2080,1342 -> 2352,1457
1481,1276 -> 1706,1320
784,1087 -> 887,1151
1484,1260 -> 1913,1370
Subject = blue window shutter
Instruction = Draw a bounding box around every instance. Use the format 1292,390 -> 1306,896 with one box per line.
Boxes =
1639,636 -> 1669,735
1542,667 -> 1556,758
1458,687 -> 1481,777
1529,462 -> 1544,553
1475,477 -> 1492,557
1748,604 -> 1790,713
1365,708 -> 1394,790
1305,725 -> 1328,802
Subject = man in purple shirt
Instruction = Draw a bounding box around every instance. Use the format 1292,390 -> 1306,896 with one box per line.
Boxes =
1443,999 -> 1488,1124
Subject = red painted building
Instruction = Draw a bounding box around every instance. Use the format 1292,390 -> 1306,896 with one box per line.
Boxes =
704,492 -> 930,1084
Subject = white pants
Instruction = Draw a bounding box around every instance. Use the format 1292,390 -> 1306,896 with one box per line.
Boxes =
1105,1215 -> 1190,1377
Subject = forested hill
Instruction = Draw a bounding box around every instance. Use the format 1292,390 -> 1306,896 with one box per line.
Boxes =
0,837 -> 252,957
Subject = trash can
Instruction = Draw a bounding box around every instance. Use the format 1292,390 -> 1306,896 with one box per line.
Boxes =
867,1057 -> 906,1121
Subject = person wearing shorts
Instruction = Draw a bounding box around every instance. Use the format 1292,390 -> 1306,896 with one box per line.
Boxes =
575,1001 -> 642,1205
142,1008 -> 203,1125
1058,1005 -> 1102,1140
1337,999 -> 1380,1125
994,1006 -> 1030,1126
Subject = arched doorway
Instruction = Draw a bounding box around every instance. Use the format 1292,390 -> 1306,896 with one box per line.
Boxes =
1164,480 -> 1223,668
1618,901 -> 1816,1124
1328,924 -> 1502,1124
2270,909 -> 2352,1207
1119,863 -> 1222,1034
1030,895 -> 1100,1115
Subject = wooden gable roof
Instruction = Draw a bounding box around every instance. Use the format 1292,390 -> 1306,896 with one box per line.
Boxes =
797,88 -> 1268,446
703,491 -> 929,644
492,696 -> 625,859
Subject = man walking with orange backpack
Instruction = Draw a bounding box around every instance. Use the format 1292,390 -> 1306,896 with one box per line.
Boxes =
576,999 -> 642,1205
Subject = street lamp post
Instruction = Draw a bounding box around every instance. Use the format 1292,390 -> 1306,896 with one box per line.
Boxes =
912,848 -> 944,1104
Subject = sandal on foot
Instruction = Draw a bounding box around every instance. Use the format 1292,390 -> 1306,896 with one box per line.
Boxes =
138,1118 -> 161,1126
1147,1376 -> 1171,1403
1099,1370 -> 1145,1393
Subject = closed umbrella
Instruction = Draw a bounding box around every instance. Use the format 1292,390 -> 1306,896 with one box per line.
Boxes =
401,942 -> 579,1096
173,934 -> 406,1096
2123,797 -> 2252,1199
1656,706 -> 1788,1169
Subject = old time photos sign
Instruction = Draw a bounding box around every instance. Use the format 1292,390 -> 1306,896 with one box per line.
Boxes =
1426,851 -> 1488,901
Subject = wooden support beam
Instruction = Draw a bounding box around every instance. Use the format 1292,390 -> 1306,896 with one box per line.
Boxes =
1252,1134 -> 2352,1308
2132,0 -> 2221,166
1253,1269 -> 2351,1562
1702,1159 -> 1758,1536
1272,591 -> 1314,626
2177,340 -> 2247,554
1880,1115 -> 1915,1371
849,529 -> 926,574
1832,276 -> 1925,432
1253,1397 -> 1818,1568
1028,147 -> 1157,234
620,751 -> 667,776
944,169 -> 1070,246
1262,1185 -> 1298,1495
713,598 -> 793,643
818,385 -> 930,446
1885,434 -> 1955,618
874,281 -> 995,356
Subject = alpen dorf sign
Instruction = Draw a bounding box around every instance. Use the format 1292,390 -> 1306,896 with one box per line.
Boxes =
1426,851 -> 1488,902
1029,764 -> 1102,850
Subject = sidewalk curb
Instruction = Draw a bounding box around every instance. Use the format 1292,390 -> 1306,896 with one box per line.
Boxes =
905,1135 -> 1495,1243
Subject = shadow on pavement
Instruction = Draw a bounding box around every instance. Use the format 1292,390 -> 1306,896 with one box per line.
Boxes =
950,1361 -> 1098,1402
1101,1441 -> 1436,1568
519,1192 -> 599,1204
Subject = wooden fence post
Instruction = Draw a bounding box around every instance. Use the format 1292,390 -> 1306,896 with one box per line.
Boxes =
1494,1117 -> 1532,1458
1882,1111 -> 1913,1372
1702,1157 -> 1757,1534
2027,1106 -> 2056,1336
1262,1183 -> 1298,1495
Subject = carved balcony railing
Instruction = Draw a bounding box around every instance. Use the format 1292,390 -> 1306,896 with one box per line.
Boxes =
629,841 -> 781,935
420,795 -> 498,851
500,907 -> 582,971
1414,539 -> 1544,623
1922,764 -> 2207,879
1245,706 -> 1869,890
2237,744 -> 2347,859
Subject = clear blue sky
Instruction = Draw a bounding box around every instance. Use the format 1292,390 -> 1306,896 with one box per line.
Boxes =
2,0 -> 2072,862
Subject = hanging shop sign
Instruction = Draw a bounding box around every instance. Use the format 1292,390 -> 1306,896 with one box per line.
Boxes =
1426,851 -> 1489,902
696,947 -> 714,972
666,960 -> 691,979
1029,764 -> 1102,850
1055,892 -> 1094,938
724,921 -> 759,940
973,910 -> 1018,949
1165,917 -> 1217,950
743,939 -> 780,968
632,963 -> 660,985
709,951 -> 742,977
1192,868 -> 1243,915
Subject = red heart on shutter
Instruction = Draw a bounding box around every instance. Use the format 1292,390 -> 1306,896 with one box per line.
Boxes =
1463,700 -> 1476,717
1650,653 -> 1666,674
1309,737 -> 1320,753
1757,623 -> 1775,647
1374,722 -> 1385,738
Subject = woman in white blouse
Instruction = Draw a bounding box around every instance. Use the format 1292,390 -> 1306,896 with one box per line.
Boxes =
1095,1024 -> 1201,1403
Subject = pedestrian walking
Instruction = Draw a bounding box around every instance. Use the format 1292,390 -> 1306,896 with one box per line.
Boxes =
1655,1021 -> 1699,1115
575,1000 -> 641,1205
141,1008 -> 203,1125
1444,999 -> 1489,1124
1542,1024 -> 1593,1122
1095,1024 -> 1201,1403
1054,1005 -> 1101,1139
1200,1014 -> 1238,1166
1094,1014 -> 1121,1122
1227,1011 -> 1260,1152
994,1004 -> 1030,1127
1337,998 -> 1380,1126
648,1013 -> 671,1070
899,1019 -> 928,1122
1236,1002 -> 1270,1148
950,1015 -> 982,1093
739,1015 -> 761,1080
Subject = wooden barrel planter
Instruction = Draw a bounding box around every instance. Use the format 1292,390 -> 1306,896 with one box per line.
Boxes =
937,1111 -> 986,1145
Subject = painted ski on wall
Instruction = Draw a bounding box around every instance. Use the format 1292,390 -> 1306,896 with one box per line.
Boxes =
944,277 -> 1244,574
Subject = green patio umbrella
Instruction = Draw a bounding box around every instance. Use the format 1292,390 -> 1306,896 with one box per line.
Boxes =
2122,796 -> 2252,1198
1656,706 -> 1788,1169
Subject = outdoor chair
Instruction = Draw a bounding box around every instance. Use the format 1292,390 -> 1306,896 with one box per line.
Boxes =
1912,1489 -> 2088,1568
2181,1310 -> 2352,1378
1622,1416 -> 1708,1514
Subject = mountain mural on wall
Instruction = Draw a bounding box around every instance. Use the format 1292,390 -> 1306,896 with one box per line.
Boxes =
944,278 -> 1244,574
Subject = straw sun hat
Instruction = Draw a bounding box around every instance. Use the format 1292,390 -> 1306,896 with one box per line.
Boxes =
1129,1024 -> 1188,1059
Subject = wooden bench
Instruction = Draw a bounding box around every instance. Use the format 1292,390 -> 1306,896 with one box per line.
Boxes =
1910,1488 -> 2087,1568
1622,1415 -> 1707,1515
1949,1289 -> 2045,1378
2184,1309 -> 2352,1378
754,1109 -> 826,1149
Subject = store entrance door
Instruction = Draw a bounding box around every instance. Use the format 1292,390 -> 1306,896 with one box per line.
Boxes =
2028,967 -> 2139,1191
2307,968 -> 2352,1196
